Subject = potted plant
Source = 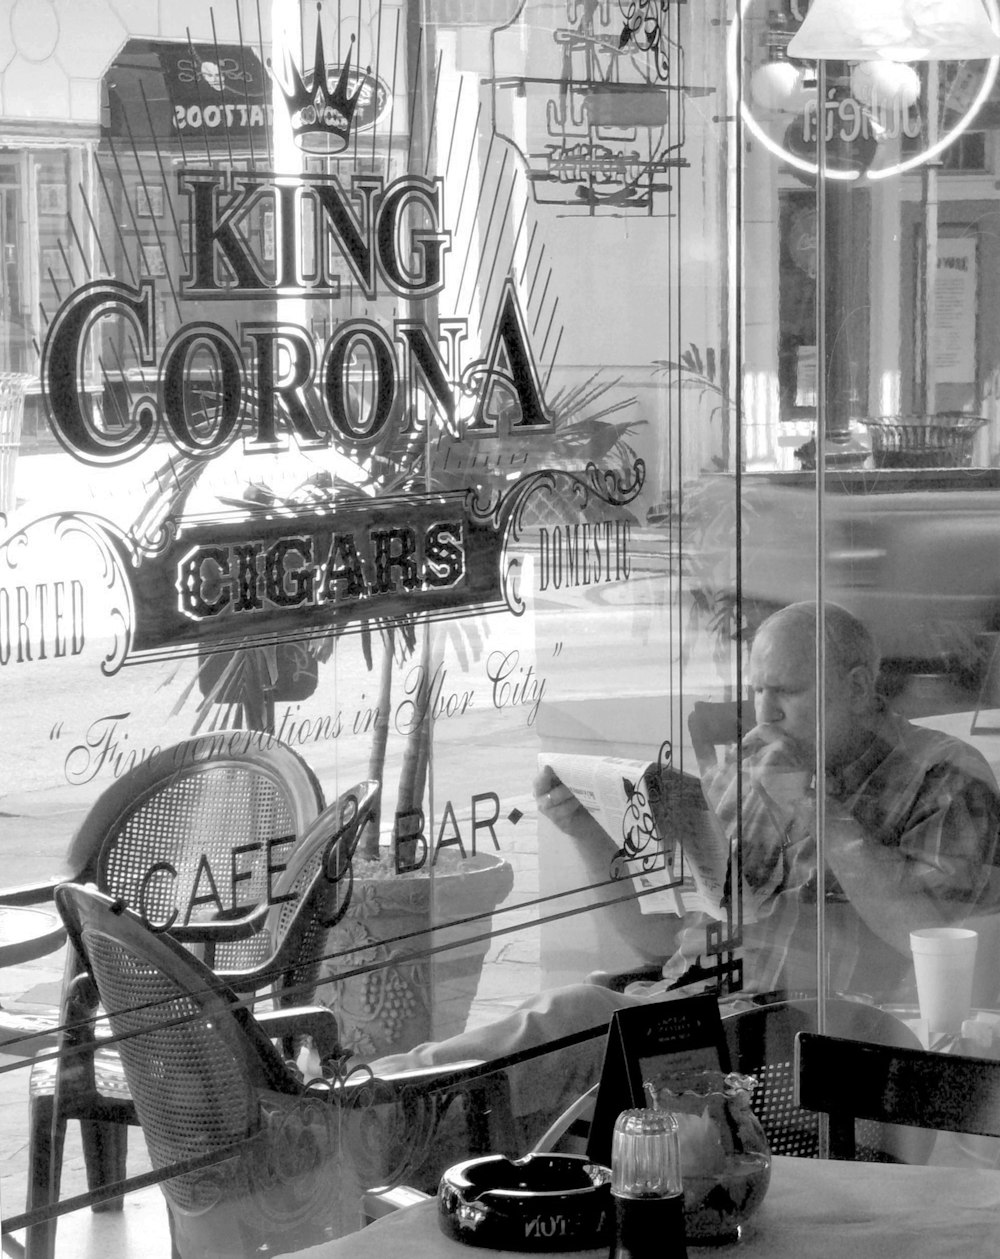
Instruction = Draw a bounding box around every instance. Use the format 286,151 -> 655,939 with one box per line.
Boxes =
139,367 -> 643,1058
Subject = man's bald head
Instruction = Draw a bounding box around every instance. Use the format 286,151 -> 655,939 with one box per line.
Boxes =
755,602 -> 880,690
749,602 -> 881,768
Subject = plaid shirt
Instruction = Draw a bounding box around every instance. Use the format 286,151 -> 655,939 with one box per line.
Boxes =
661,710 -> 1000,1000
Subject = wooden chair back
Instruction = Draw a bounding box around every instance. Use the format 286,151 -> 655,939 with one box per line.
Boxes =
687,699 -> 755,773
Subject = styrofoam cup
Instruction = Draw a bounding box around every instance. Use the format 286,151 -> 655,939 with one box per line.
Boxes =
910,928 -> 978,1034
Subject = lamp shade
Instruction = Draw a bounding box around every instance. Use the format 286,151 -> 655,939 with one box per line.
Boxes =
787,0 -> 1000,62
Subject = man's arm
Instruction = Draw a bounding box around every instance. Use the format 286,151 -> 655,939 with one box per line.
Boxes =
728,727 -> 1000,949
823,766 -> 1000,956
708,731 -> 813,906
533,764 -> 683,961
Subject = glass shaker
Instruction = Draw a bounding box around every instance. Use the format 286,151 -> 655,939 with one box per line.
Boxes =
609,1108 -> 687,1259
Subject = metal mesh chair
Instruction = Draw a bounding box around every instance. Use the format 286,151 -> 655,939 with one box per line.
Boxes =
528,995 -> 934,1167
796,1031 -> 1000,1157
51,881 -> 367,1259
722,997 -> 935,1163
72,734 -> 324,968
21,734 -> 377,1259
51,882 -> 504,1259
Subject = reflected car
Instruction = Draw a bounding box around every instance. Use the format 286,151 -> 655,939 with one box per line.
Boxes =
686,469 -> 1000,684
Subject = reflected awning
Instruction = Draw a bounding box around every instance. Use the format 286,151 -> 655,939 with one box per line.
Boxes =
102,39 -> 272,151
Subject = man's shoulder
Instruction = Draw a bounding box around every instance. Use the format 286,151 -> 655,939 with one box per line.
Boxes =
885,710 -> 999,790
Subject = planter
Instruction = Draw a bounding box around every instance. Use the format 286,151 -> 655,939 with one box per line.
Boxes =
316,852 -> 515,1060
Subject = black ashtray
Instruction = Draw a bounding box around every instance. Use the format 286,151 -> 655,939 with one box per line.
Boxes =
438,1153 -> 613,1251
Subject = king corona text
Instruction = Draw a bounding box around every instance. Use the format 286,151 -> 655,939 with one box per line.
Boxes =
42,170 -> 556,467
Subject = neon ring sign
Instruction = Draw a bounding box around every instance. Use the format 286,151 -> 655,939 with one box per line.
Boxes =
729,0 -> 1000,182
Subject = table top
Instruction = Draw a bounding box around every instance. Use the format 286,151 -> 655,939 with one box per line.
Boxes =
294,1155 -> 1000,1259
0,904 -> 66,966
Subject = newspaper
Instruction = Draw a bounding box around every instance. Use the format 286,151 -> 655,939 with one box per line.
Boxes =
540,752 -> 737,919
658,765 -> 742,920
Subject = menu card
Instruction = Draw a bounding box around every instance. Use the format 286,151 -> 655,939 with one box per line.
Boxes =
586,992 -> 728,1165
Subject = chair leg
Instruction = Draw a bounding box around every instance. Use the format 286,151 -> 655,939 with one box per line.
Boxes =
80,1119 -> 127,1212
24,1094 -> 65,1259
168,1205 -> 184,1259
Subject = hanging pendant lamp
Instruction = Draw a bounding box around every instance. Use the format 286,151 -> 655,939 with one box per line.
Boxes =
787,0 -> 1000,62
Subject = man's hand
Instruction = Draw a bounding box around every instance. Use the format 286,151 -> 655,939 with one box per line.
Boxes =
534,764 -> 588,832
742,721 -> 810,763
743,724 -> 814,819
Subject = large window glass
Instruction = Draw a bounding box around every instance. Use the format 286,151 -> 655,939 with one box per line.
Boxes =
4,1 -> 1000,1253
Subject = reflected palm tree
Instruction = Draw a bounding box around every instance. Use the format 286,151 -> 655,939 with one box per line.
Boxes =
135,371 -> 643,857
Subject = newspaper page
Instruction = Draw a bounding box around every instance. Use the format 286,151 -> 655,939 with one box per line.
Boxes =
540,753 -> 741,920
654,766 -> 746,921
539,752 -> 684,915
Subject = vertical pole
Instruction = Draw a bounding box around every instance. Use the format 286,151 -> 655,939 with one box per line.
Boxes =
814,56 -> 830,1159
918,61 -> 940,416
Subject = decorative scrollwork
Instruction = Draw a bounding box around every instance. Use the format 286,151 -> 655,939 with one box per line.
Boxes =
617,772 -> 661,874
494,0 -> 685,211
174,1153 -> 237,1213
584,457 -> 646,506
610,738 -> 675,882
129,510 -> 181,559
471,459 -> 645,616
618,0 -> 672,80
0,512 -> 136,676
298,1057 -> 472,1195
182,1094 -> 351,1249
253,1096 -> 338,1204
54,514 -> 136,674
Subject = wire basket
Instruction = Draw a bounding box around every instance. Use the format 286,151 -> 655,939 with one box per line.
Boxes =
862,414 -> 987,469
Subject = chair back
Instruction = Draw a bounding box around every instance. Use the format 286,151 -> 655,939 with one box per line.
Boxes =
53,882 -> 530,1255
687,700 -> 755,773
67,734 -> 325,974
723,997 -> 935,1162
54,883 -> 296,1208
795,1031 -> 1000,1158
263,778 -> 380,1010
53,882 -> 357,1257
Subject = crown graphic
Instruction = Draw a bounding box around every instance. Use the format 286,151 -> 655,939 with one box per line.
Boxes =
270,5 -> 364,152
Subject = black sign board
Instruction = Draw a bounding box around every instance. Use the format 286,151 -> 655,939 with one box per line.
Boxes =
103,39 -> 272,150
586,993 -> 729,1166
